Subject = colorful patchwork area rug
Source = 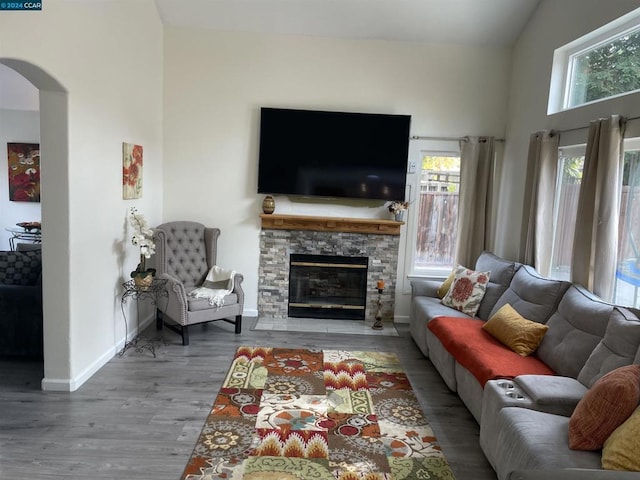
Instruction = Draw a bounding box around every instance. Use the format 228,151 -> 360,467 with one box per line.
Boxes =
181,346 -> 456,480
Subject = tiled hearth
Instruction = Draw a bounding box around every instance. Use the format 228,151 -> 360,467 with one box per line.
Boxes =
258,215 -> 401,321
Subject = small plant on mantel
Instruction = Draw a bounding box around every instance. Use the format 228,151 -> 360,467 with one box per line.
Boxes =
387,200 -> 409,222
387,201 -> 409,214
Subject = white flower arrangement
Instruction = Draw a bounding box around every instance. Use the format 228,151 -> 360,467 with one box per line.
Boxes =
129,207 -> 156,277
129,207 -> 155,258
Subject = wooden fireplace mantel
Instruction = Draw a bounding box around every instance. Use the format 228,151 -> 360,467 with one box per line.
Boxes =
259,213 -> 403,236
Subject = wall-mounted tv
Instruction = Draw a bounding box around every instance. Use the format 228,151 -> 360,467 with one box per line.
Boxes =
257,107 -> 411,201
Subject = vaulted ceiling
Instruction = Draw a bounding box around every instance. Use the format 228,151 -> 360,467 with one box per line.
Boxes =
1,0 -> 542,110
154,0 -> 541,47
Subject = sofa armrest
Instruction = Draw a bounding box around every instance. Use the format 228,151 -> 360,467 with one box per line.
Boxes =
515,375 -> 587,417
410,278 -> 442,298
510,469 -> 640,480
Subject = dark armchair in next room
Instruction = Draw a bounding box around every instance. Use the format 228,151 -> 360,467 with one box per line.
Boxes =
0,246 -> 43,358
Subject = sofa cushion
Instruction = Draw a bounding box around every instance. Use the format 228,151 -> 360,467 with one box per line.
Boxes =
428,316 -> 555,387
569,364 -> 640,451
602,406 -> 640,471
516,375 -> 587,417
488,265 -> 571,324
441,265 -> 491,316
475,251 -> 519,320
537,285 -> 613,379
482,303 -> 549,356
494,408 -> 602,480
0,250 -> 41,286
187,292 -> 238,312
577,307 -> 640,387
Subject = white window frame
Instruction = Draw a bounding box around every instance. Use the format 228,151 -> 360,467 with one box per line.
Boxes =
406,149 -> 461,280
548,7 -> 640,114
548,144 -> 586,280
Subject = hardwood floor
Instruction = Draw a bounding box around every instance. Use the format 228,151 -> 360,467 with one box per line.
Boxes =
0,319 -> 497,480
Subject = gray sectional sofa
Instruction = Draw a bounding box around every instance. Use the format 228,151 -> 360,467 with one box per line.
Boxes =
409,251 -> 640,480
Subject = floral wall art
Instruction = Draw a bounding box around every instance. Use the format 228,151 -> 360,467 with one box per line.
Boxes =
7,142 -> 40,202
122,142 -> 143,199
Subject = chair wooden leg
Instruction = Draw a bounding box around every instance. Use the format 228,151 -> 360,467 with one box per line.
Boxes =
181,325 -> 190,345
235,315 -> 242,334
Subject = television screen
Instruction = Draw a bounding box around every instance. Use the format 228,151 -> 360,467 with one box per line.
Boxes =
257,108 -> 411,201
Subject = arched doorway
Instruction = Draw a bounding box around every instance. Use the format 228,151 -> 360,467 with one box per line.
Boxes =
0,58 -> 71,390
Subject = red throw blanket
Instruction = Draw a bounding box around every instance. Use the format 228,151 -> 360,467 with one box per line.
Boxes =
428,316 -> 555,386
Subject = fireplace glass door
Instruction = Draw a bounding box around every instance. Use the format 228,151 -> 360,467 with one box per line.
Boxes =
288,254 -> 368,320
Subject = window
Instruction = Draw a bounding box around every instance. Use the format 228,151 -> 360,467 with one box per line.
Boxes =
566,28 -> 640,109
549,8 -> 640,113
412,153 -> 461,275
613,149 -> 640,307
549,142 -> 640,308
549,148 -> 585,281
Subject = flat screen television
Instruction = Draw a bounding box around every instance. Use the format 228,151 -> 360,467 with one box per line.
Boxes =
257,107 -> 411,201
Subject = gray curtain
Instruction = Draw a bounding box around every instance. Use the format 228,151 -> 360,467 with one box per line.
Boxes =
521,131 -> 559,276
455,136 -> 495,267
571,115 -> 626,301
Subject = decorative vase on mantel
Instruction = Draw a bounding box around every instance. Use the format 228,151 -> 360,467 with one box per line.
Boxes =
262,195 -> 275,214
394,211 -> 405,222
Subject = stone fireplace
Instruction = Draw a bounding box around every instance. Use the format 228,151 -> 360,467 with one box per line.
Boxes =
258,214 -> 401,321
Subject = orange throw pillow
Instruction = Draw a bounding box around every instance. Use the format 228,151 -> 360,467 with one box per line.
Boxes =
569,364 -> 640,451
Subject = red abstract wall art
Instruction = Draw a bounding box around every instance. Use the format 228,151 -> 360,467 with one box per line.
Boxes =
7,142 -> 40,203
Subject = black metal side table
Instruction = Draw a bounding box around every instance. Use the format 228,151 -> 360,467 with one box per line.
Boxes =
119,278 -> 168,357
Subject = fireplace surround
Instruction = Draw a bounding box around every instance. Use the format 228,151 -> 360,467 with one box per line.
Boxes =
258,214 -> 401,321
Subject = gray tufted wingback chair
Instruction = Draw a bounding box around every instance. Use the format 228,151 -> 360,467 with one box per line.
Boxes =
155,221 -> 243,345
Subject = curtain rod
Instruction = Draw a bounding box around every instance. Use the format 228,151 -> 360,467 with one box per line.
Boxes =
552,114 -> 640,136
410,135 -> 505,142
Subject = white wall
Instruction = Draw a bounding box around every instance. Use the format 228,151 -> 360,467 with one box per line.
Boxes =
0,1 -> 164,390
163,28 -> 512,319
0,63 -> 39,111
0,108 -> 41,249
496,0 -> 640,260
10,1 -> 633,387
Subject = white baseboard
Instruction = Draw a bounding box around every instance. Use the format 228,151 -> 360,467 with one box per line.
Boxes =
41,312 -> 156,392
42,309 -> 258,391
42,345 -> 114,392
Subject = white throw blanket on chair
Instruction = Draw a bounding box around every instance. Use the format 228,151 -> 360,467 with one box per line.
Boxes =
188,265 -> 235,307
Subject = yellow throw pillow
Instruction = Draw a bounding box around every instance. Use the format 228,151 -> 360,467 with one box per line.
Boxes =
482,303 -> 548,356
602,406 -> 640,471
437,270 -> 456,299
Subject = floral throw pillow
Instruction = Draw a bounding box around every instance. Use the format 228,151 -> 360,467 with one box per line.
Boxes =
441,265 -> 491,316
